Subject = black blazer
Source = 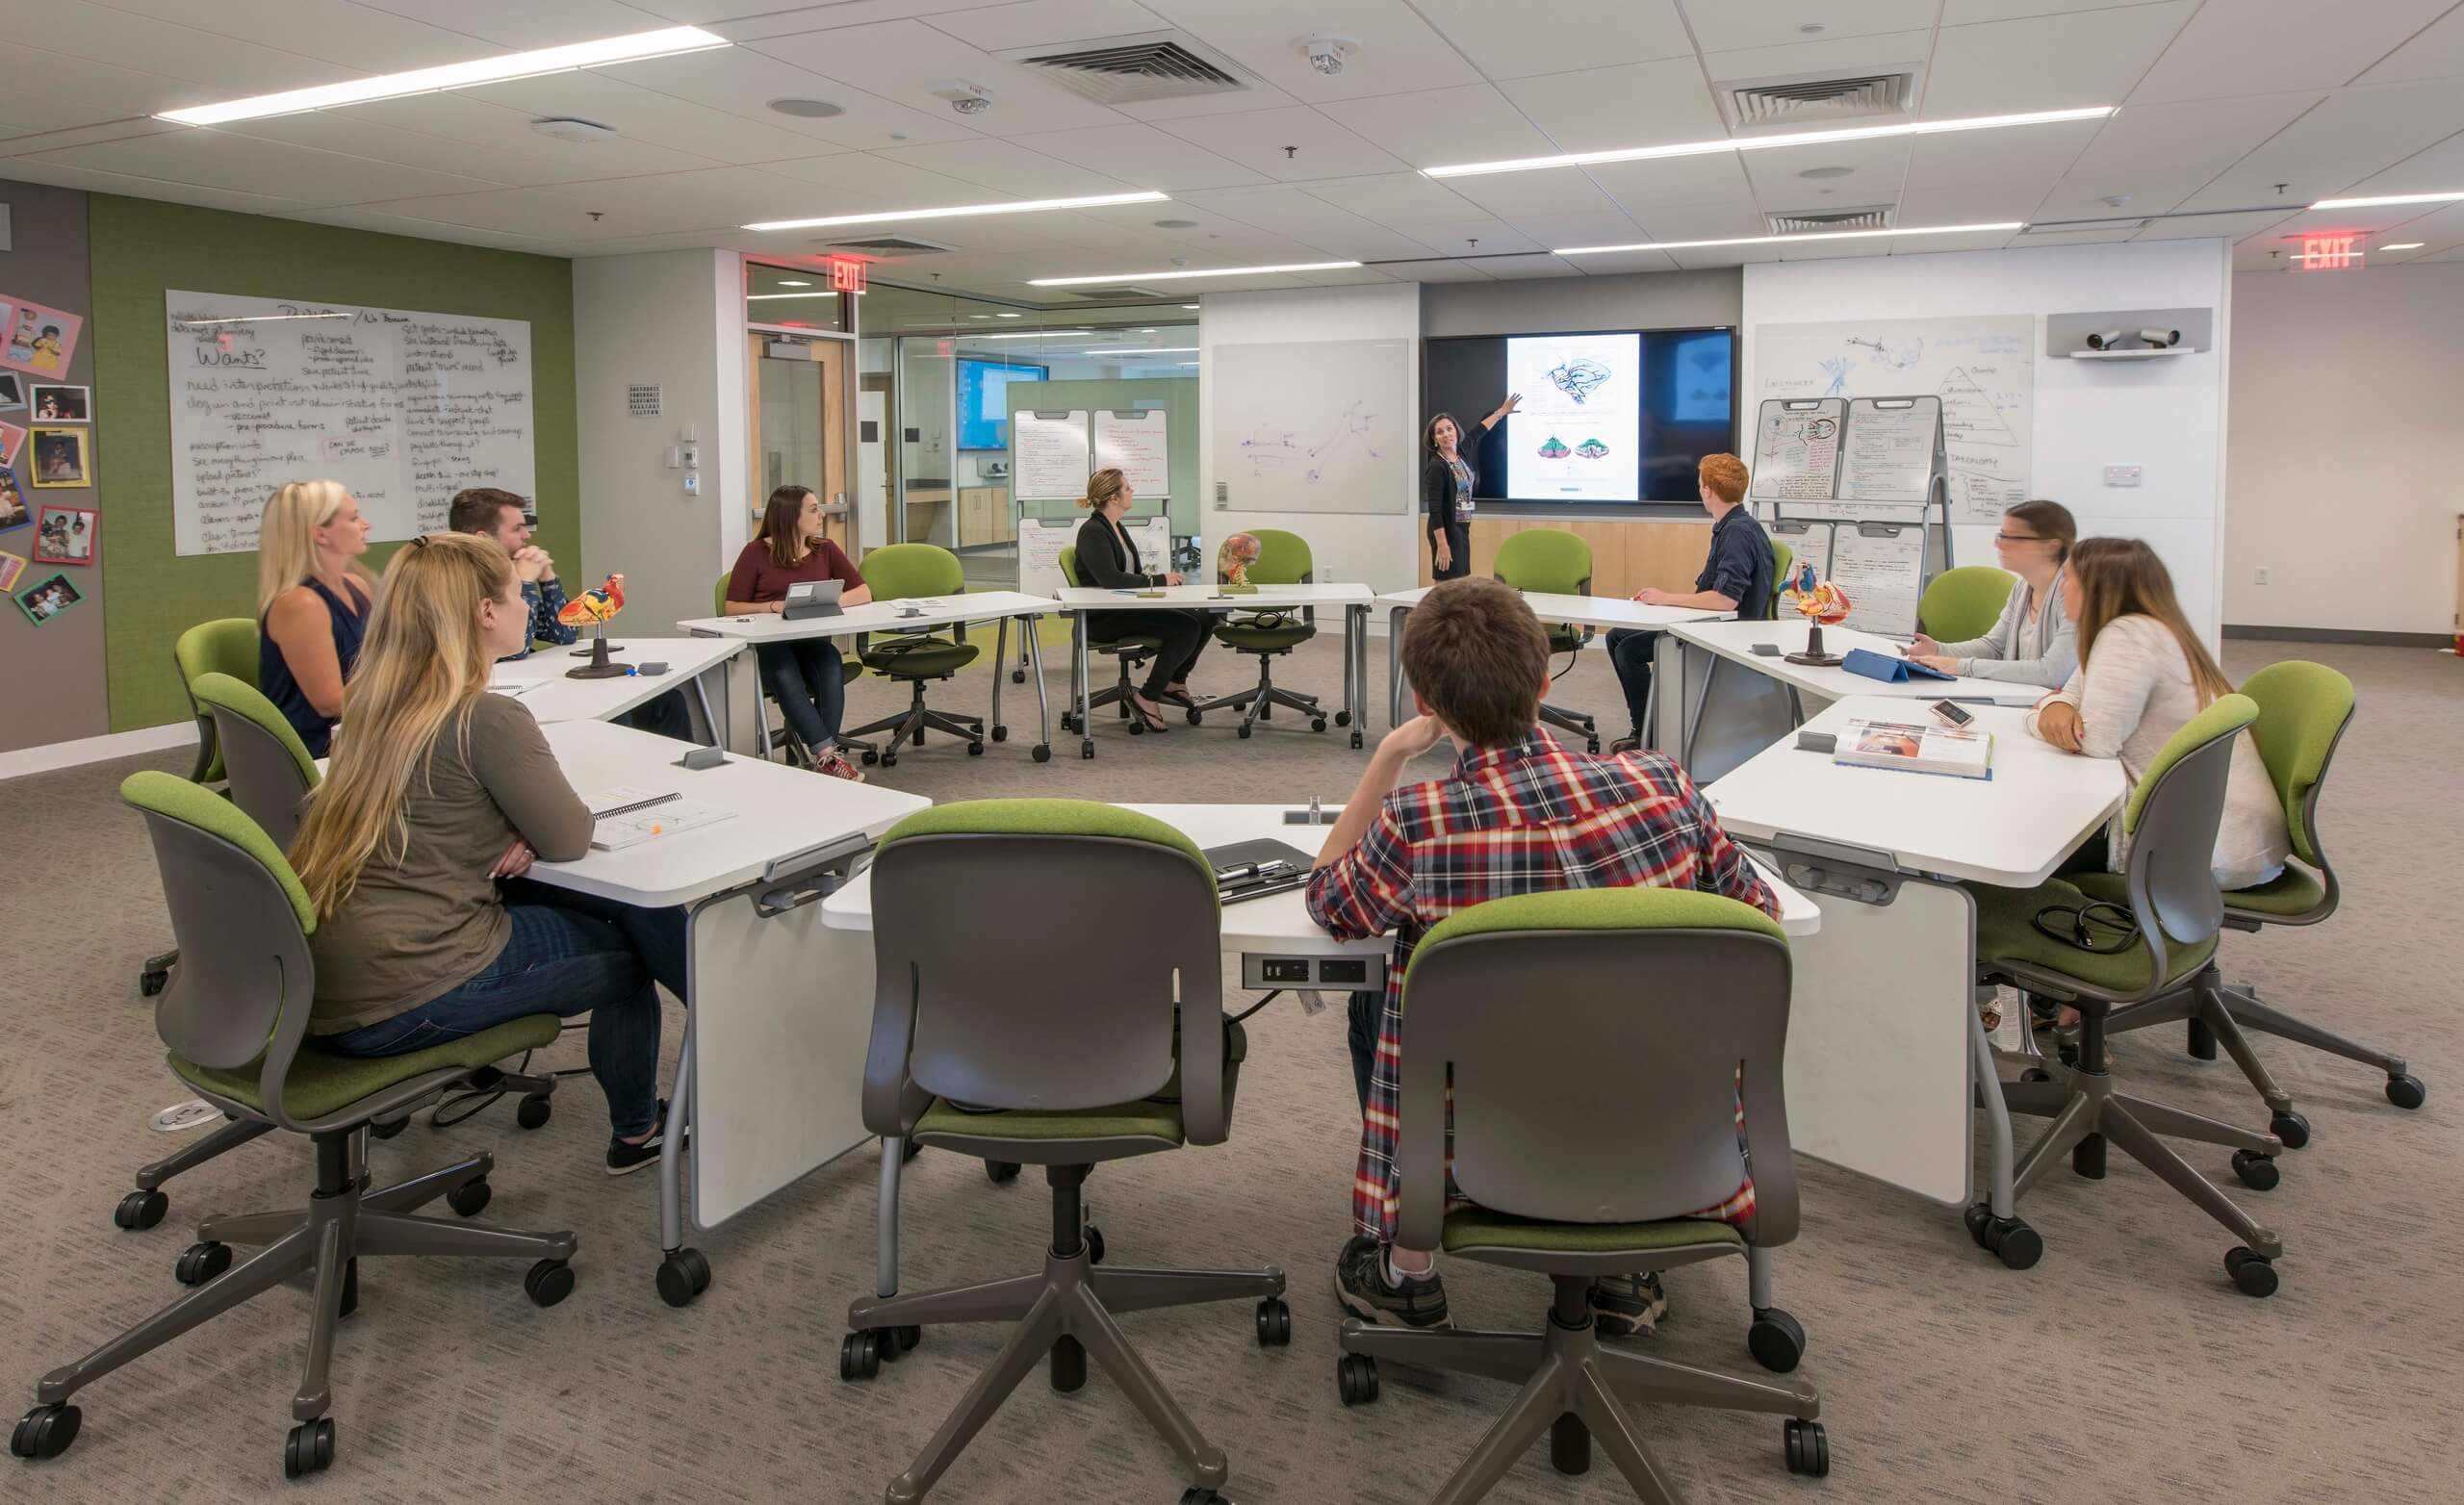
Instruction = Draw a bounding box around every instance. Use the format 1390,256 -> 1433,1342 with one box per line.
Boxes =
1422,452 -> 1472,537
1073,512 -> 1165,589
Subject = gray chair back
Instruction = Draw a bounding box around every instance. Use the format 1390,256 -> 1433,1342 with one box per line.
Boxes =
2115,695 -> 2256,982
210,703 -> 318,849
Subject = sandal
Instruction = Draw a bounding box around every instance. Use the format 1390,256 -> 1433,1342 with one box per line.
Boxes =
1134,701 -> 1171,734
1153,686 -> 1196,708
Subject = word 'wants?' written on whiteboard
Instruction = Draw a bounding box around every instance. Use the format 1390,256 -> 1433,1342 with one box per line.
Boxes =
167,290 -> 535,557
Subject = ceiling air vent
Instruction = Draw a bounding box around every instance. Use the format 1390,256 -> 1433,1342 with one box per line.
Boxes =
815,236 -> 955,256
1766,205 -> 1896,235
1001,31 -> 1251,107
1725,70 -> 1917,129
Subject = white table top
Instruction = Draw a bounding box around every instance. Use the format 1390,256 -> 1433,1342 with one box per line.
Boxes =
1056,582 -> 1375,612
523,720 -> 930,908
823,801 -> 1818,947
1669,617 -> 2048,706
487,636 -> 741,725
677,589 -> 1060,642
1377,586 -> 1732,632
1703,698 -> 2124,887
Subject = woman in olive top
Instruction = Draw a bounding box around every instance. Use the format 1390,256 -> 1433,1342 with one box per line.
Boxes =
1908,498 -> 2079,688
1072,468 -> 1208,734
293,533 -> 688,1175
257,480 -> 375,758
1419,394 -> 1518,580
725,484 -> 872,781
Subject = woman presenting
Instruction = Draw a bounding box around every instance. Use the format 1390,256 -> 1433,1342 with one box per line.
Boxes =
1420,395 -> 1518,580
1072,468 -> 1208,734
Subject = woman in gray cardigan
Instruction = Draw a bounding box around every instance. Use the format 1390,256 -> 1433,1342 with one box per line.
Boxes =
1909,498 -> 2077,687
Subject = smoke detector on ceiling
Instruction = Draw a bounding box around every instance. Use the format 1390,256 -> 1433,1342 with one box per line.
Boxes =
1296,35 -> 1355,76
530,116 -> 617,143
933,81 -> 994,115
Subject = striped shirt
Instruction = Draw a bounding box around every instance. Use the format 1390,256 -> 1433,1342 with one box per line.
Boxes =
1304,730 -> 1778,1243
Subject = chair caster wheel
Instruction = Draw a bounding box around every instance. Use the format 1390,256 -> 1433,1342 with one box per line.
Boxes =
1336,1352 -> 1379,1406
115,1188 -> 168,1231
1061,713 -> 1078,733
12,1403 -> 79,1461
1181,1490 -> 1228,1505
1236,724 -> 1251,739
889,1324 -> 922,1356
1084,1224 -> 1106,1264
447,1177 -> 493,1217
881,753 -> 899,767
1747,1307 -> 1805,1372
991,725 -> 1008,742
1311,717 -> 1327,732
369,1116 -> 407,1140
284,1416 -> 335,1479
140,968 -> 168,997
1964,1204 -> 2043,1269
516,1092 -> 552,1130
1032,744 -> 1053,762
1351,731 -> 1363,749
986,1160 -> 1020,1184
2232,1150 -> 2279,1191
524,1258 -> 574,1308
1335,710 -> 1351,727
1587,738 -> 1602,753
175,1240 -> 231,1286
1012,669 -> 1026,684
860,751 -> 880,766
2020,1067 -> 2053,1084
2270,1110 -> 2310,1149
1186,708 -> 1203,726
1081,741 -> 1095,759
1255,1296 -> 1292,1346
2225,1245 -> 2278,1297
1784,1417 -> 1829,1477
1128,720 -> 1145,735
967,741 -> 985,755
2387,1074 -> 2426,1110
840,1330 -> 882,1382
655,1247 -> 710,1308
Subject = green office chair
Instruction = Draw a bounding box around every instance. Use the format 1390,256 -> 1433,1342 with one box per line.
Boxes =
1769,537 -> 1794,615
712,571 -> 867,770
1334,889 -> 1825,1500
839,801 -> 1289,1504
1918,566 -> 2017,643
1056,544 -> 1167,741
173,618 -> 260,786
2089,662 -> 2417,1115
1494,530 -> 1600,752
14,773 -> 577,1477
1966,697 -> 2290,1295
845,543 -> 983,767
1189,527 -> 1327,739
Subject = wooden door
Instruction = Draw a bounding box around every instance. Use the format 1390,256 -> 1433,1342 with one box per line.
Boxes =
748,335 -> 855,552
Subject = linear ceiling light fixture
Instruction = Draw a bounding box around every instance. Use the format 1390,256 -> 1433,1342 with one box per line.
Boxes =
156,27 -> 729,124
1028,261 -> 1361,286
1083,346 -> 1197,354
743,191 -> 1167,232
2310,191 -> 2464,209
939,328 -> 1093,339
1555,220 -> 2024,256
2378,242 -> 2426,250
1423,107 -> 2115,179
745,292 -> 844,300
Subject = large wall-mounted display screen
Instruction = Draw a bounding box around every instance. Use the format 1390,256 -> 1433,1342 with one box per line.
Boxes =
1504,332 -> 1639,502
1424,327 -> 1735,505
956,357 -> 1047,450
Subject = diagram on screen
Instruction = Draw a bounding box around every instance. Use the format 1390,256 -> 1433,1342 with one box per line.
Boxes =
1237,399 -> 1383,485
1547,357 -> 1611,404
1575,438 -> 1609,459
1537,436 -> 1569,458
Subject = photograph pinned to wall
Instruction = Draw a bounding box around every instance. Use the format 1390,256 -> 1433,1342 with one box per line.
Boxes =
0,421 -> 23,468
0,372 -> 25,412
31,385 -> 87,421
33,503 -> 94,565
2,300 -> 82,377
13,569 -> 83,625
0,548 -> 24,593
31,428 -> 86,486
0,465 -> 26,531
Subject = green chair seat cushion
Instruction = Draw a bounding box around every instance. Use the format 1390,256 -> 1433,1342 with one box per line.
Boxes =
861,638 -> 979,677
1443,1208 -> 1746,1256
1214,622 -> 1316,652
914,1018 -> 1246,1146
2072,865 -> 2323,920
1968,878 -> 2217,995
174,1013 -> 560,1120
121,771 -> 318,932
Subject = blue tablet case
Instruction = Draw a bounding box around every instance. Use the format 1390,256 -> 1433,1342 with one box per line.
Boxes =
1840,648 -> 1956,683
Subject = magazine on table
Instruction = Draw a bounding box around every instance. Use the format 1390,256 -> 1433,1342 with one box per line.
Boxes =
1833,718 -> 1993,779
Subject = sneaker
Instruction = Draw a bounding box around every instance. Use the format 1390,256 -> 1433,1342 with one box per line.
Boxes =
1589,1272 -> 1669,1338
1334,1235 -> 1450,1329
815,747 -> 867,782
606,1099 -> 681,1176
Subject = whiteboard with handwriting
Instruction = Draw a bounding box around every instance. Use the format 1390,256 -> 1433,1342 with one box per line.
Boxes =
167,290 -> 534,556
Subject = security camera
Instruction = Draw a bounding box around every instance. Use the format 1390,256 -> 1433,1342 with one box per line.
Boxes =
933,81 -> 993,115
2138,326 -> 2181,347
1297,35 -> 1354,76
2084,329 -> 2125,351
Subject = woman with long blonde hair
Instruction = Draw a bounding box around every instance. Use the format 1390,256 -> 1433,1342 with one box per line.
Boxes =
256,480 -> 374,757
294,533 -> 685,1172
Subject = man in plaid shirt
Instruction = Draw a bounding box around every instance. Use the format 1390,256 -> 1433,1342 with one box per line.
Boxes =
1306,576 -> 1778,1334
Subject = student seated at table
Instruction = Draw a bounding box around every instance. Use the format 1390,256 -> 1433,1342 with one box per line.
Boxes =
725,484 -> 869,781
1072,467 -> 1210,733
1306,576 -> 1780,1338
449,486 -> 695,741
292,533 -> 689,1175
1907,498 -> 2079,687
258,480 -> 376,759
1605,453 -> 1773,753
2027,536 -> 2289,891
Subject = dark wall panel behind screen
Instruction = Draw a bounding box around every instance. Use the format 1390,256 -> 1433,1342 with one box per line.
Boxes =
1423,328 -> 1733,504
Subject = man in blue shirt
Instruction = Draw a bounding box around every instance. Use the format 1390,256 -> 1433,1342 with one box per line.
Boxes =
1605,453 -> 1774,753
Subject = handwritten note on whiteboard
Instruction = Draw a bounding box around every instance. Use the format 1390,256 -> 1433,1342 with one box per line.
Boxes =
1092,409 -> 1169,495
1830,524 -> 1926,637
1750,400 -> 1844,501
167,290 -> 534,557
1838,398 -> 1939,503
1011,409 -> 1091,500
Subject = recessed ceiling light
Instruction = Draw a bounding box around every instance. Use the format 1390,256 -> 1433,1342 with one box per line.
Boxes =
1554,220 -> 2025,256
968,314 -> 992,319
767,97 -> 845,118
1797,166 -> 1854,181
156,26 -> 728,124
2310,190 -> 2464,209
996,311 -> 1023,318
1424,106 -> 2116,179
1183,303 -> 1200,309
2379,242 -> 2426,250
776,279 -> 811,286
1028,260 -> 1362,286
1140,327 -> 1157,333
743,191 -> 1168,232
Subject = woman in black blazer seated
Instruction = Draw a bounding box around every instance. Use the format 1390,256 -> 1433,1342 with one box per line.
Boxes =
1421,394 -> 1519,580
1073,467 -> 1209,734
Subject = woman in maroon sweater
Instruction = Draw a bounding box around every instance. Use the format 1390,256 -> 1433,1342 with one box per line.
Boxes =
725,485 -> 872,780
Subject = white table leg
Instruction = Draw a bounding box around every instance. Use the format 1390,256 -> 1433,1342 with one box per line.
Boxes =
1344,605 -> 1365,749
990,615 -> 1008,740
1073,612 -> 1094,760
1025,615 -> 1052,763
1387,604 -> 1410,728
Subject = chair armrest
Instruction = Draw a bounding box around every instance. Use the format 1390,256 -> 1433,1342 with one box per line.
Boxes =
861,957 -> 932,1138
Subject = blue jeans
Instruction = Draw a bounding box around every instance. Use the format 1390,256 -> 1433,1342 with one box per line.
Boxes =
757,639 -> 845,750
1605,627 -> 1659,742
323,886 -> 690,1138
622,689 -> 697,743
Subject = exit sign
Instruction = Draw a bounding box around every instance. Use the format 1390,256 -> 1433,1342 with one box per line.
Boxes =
2296,234 -> 2361,270
826,256 -> 867,293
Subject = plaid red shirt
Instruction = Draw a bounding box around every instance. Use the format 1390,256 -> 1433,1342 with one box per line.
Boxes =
1305,730 -> 1779,1244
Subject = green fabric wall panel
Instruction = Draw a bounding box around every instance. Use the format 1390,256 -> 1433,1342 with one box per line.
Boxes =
89,194 -> 577,732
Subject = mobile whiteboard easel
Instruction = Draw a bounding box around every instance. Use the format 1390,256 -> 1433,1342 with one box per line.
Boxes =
1750,395 -> 1953,637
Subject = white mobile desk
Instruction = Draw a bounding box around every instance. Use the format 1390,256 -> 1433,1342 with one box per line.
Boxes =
488,634 -> 740,744
679,590 -> 1061,762
1376,586 -> 1732,737
1704,698 -> 2122,1266
1667,618 -> 2048,783
822,801 -> 1818,1298
522,719 -> 929,1306
1054,583 -> 1375,756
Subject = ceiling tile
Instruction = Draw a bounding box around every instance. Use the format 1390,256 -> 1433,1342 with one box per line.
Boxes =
2354,1 -> 2464,86
1925,3 -> 2196,116
1399,259 -> 1497,281
2132,0 -> 2454,103
1681,0 -> 1939,54
1406,0 -> 1692,81
274,203 -> 556,248
743,150 -> 1015,209
2132,210 -> 2299,242
2325,121 -> 2464,200
1384,218 -> 1544,255
867,138 -> 1133,196
1005,122 -> 1270,190
700,3 -> 999,40
1902,119 -> 2102,188
1895,177 -> 2059,224
1941,0 -> 2181,19
2014,226 -> 2151,246
748,18 -> 1128,136
1500,59 -> 1726,155
1699,31 -> 1932,86
350,0 -> 687,48
1296,171 -> 1475,223
1150,105 -> 1410,181
918,0 -> 1173,52
1436,168 -> 1630,223
26,128 -> 516,205
217,107 -> 723,188
1628,200 -> 1772,242
524,166 -> 842,236
0,155 -> 316,216
110,0 -> 496,66
2032,92 -> 2320,219
3,44 -> 231,123
1664,244 -> 1780,269
1314,85 -> 1555,170
1569,246 -> 1686,274
1881,228 -> 2021,255
1133,0 -> 1480,103
1583,153 -> 1758,215
1476,252 -> 1581,279
1738,138 -> 1913,207
0,119 -> 182,154
10,4 -> 372,91
599,46 -> 985,149
2173,80 -> 2464,208
461,68 -> 854,164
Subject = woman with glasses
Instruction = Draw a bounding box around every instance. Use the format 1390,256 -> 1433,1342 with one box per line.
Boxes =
1907,498 -> 2077,687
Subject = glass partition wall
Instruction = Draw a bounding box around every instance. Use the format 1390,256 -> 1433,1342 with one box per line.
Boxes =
745,261 -> 857,557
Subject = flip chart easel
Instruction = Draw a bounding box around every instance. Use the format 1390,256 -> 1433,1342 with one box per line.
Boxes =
1751,395 -> 1953,637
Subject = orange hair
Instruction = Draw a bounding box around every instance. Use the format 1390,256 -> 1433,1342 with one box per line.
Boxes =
1699,453 -> 1749,506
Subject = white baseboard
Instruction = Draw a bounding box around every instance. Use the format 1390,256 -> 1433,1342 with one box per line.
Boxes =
0,721 -> 197,782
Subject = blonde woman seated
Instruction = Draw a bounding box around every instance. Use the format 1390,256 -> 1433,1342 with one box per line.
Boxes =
256,480 -> 374,759
292,534 -> 689,1176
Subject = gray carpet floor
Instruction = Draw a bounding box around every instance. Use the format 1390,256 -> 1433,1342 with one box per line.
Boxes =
2,633 -> 2457,1504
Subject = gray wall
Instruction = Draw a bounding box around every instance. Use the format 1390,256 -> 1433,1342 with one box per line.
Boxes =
1420,268 -> 1742,337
